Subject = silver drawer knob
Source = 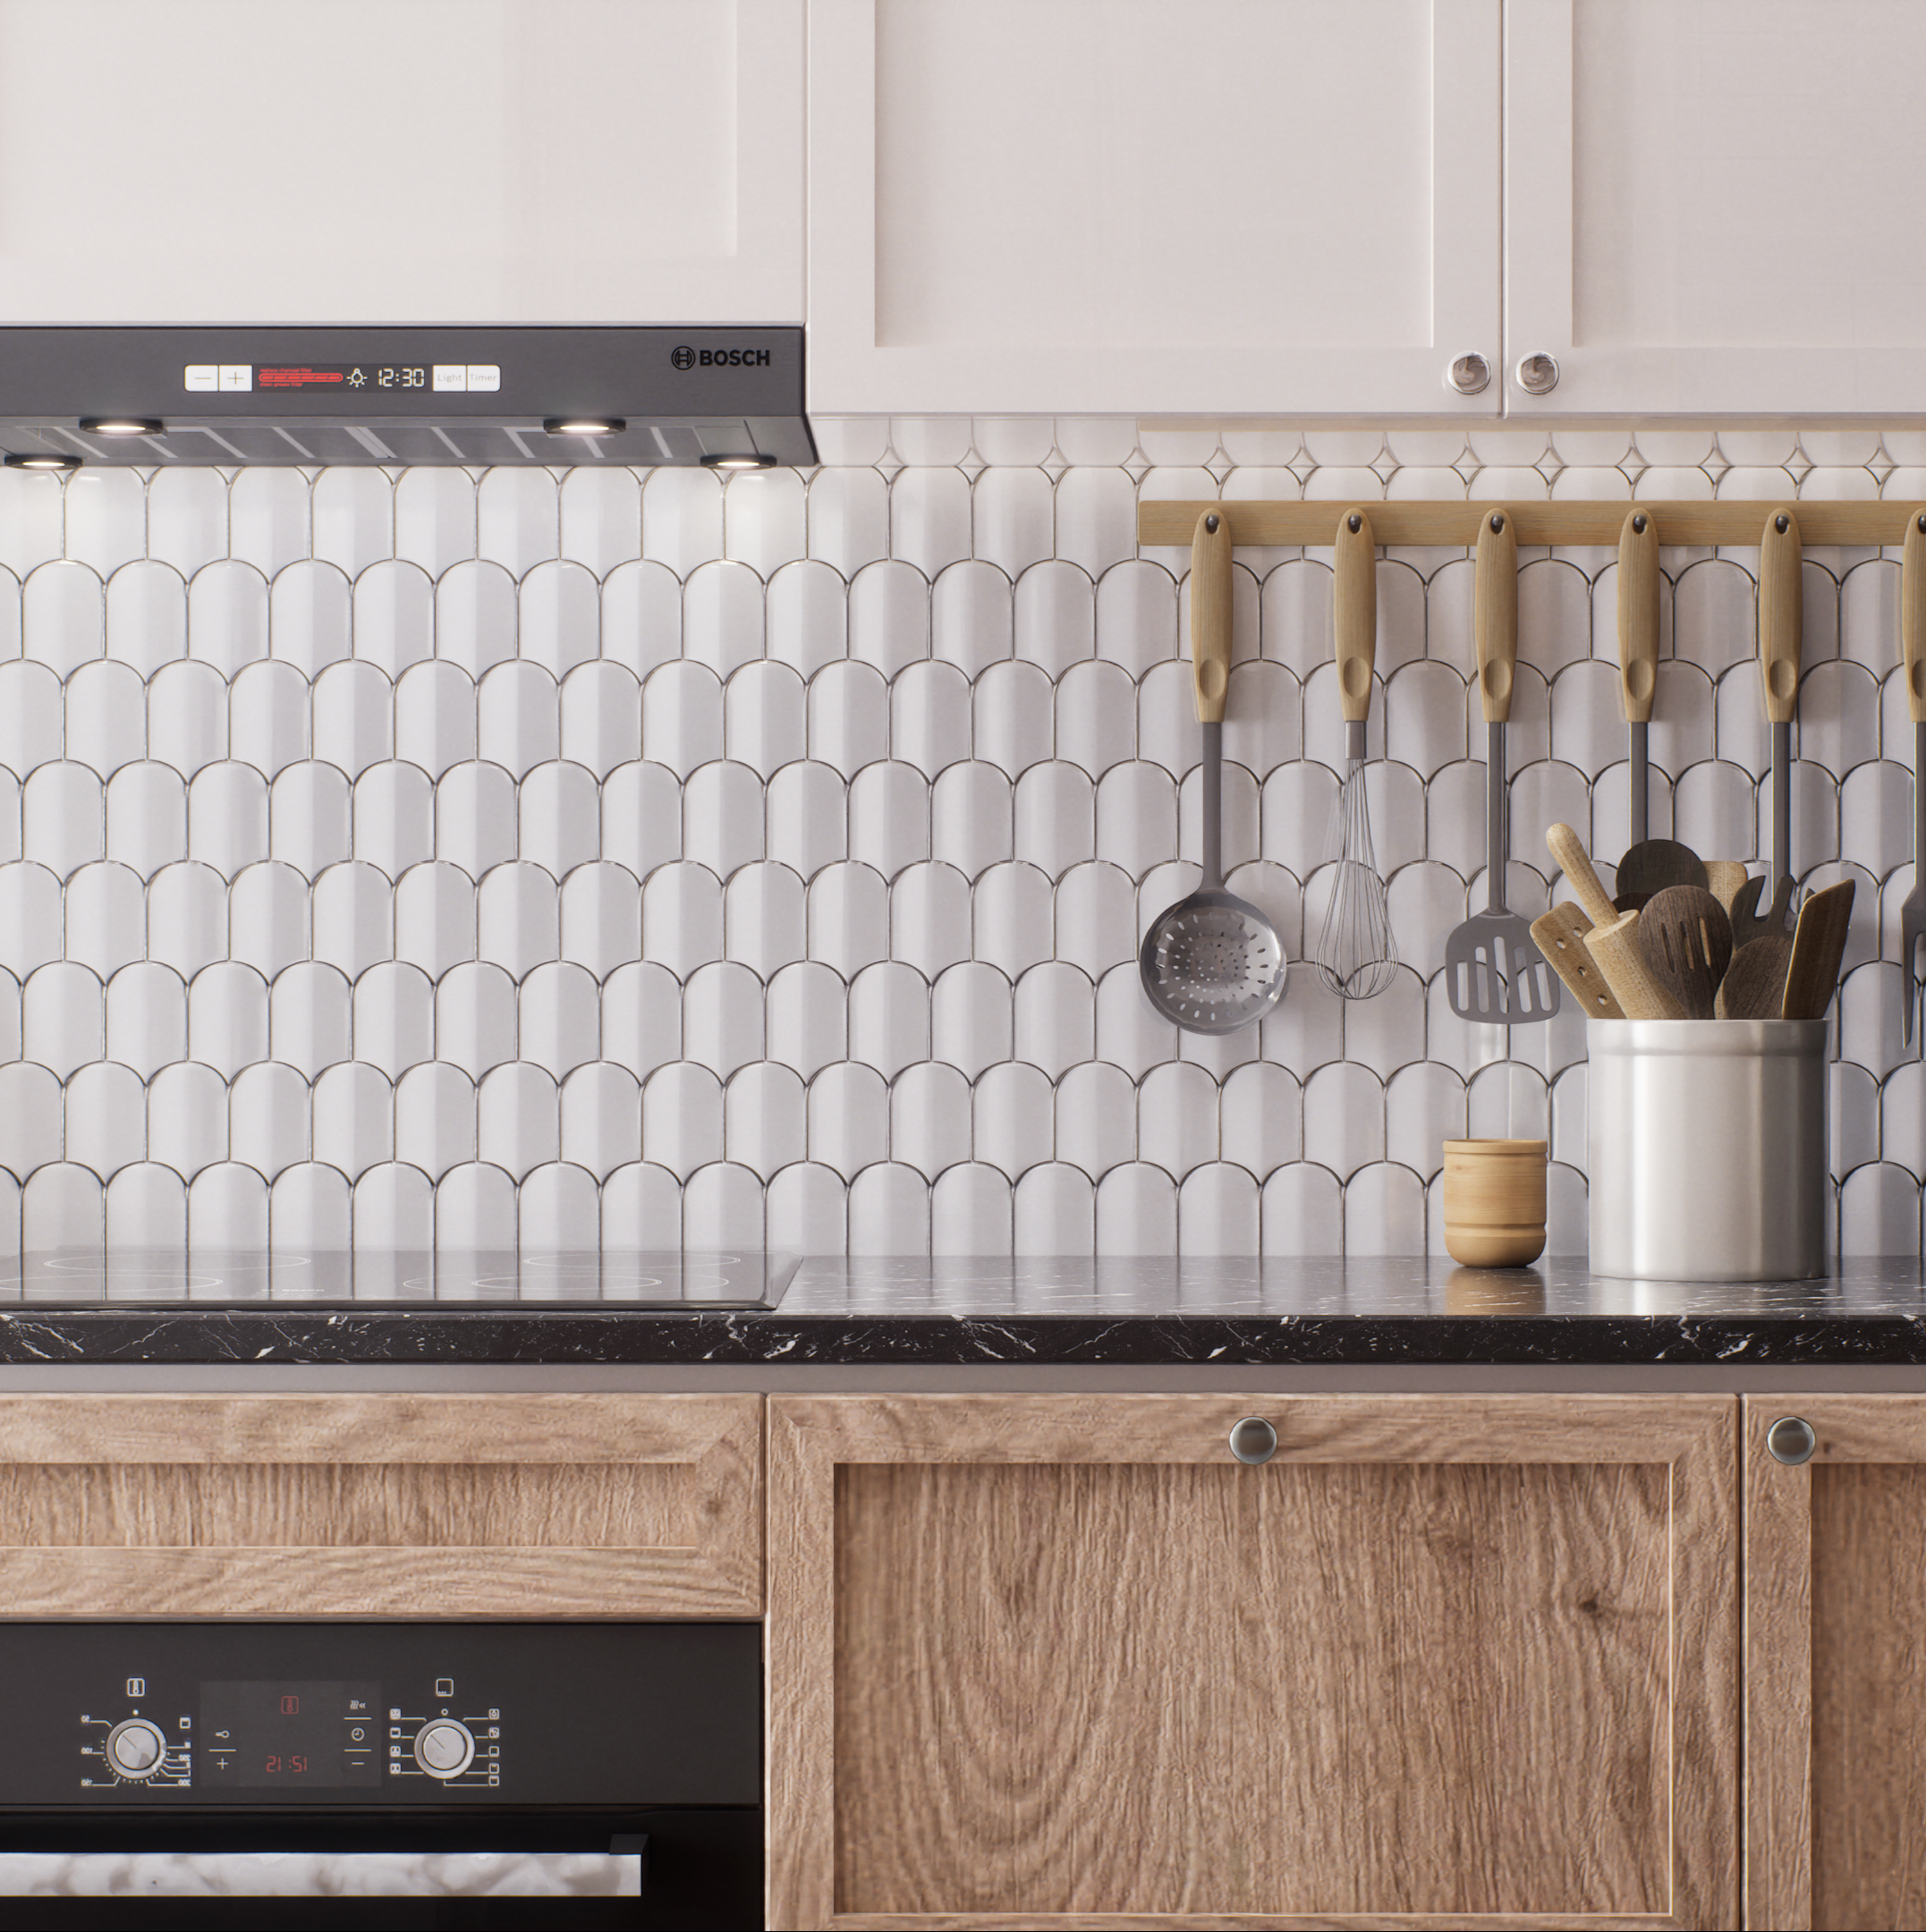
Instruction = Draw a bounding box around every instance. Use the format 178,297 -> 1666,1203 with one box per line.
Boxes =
1228,1416 -> 1277,1464
1766,1415 -> 1817,1466
1514,352 -> 1561,395
1446,353 -> 1490,396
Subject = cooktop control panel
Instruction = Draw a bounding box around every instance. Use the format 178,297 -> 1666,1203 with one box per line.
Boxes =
5,1624 -> 757,1809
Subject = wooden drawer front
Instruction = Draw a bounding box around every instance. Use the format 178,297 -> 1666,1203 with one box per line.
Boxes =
770,1394 -> 1735,1931
0,1394 -> 761,1618
1745,1395 -> 1926,1931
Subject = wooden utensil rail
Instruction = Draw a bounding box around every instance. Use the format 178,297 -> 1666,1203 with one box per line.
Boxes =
1136,500 -> 1926,547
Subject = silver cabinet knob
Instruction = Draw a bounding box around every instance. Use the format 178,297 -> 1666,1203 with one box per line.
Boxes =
1228,1416 -> 1277,1464
106,1718 -> 166,1778
414,1718 -> 475,1778
1514,352 -> 1561,395
1446,353 -> 1491,396
1766,1415 -> 1817,1465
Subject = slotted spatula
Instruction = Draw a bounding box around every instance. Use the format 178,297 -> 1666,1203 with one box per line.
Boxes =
1444,510 -> 1560,1024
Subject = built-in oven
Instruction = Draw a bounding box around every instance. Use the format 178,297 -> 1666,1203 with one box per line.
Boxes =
0,1623 -> 762,1929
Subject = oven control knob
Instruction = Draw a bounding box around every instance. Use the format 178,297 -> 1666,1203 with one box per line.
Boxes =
106,1718 -> 167,1779
414,1719 -> 475,1779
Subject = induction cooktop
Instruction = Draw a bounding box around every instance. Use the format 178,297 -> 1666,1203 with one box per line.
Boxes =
0,1250 -> 798,1309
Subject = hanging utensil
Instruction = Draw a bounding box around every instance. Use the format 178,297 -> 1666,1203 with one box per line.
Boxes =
1311,509 -> 1397,999
1759,507 -> 1803,921
1138,509 -> 1288,1034
1443,510 -> 1560,1023
1633,884 -> 1733,1021
1618,507 -> 1660,851
1900,509 -> 1926,1045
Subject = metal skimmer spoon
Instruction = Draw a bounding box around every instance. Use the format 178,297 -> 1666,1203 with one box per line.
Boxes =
1139,510 -> 1288,1034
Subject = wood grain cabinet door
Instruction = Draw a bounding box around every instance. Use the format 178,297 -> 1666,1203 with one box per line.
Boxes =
0,1394 -> 762,1619
768,1394 -> 1737,1931
1744,1394 -> 1926,1931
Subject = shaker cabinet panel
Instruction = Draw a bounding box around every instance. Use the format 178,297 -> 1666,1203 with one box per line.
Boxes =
807,0 -> 1503,416
1506,0 -> 1926,415
768,1393 -> 1736,1929
0,0 -> 802,325
0,1393 -> 764,1618
1744,1395 -> 1926,1932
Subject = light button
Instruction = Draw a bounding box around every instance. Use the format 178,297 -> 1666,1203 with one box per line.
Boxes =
466,365 -> 500,392
432,366 -> 467,392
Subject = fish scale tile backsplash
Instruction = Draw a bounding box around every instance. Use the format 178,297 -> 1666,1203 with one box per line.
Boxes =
0,419 -> 1922,1264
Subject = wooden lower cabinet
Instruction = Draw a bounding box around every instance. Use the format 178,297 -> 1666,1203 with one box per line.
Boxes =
768,1394 -> 1737,1930
1744,1394 -> 1926,1931
0,1393 -> 763,1618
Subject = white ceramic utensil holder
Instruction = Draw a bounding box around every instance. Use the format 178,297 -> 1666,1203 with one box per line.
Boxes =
1587,1018 -> 1828,1281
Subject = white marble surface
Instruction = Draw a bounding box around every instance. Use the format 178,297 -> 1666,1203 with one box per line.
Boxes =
0,1852 -> 639,1896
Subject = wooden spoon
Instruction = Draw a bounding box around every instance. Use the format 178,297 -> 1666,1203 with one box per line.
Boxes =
1529,903 -> 1625,1020
1716,934 -> 1793,1019
1780,877 -> 1856,1021
1634,885 -> 1734,1021
1704,860 -> 1749,915
1616,839 -> 1707,902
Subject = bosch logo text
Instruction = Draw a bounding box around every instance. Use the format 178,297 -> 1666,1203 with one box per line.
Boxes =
671,346 -> 771,369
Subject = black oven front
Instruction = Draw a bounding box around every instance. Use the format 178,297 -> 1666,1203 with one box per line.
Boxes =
0,1622 -> 761,1928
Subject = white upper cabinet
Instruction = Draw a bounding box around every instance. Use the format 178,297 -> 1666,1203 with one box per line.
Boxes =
0,0 -> 802,325
1506,0 -> 1926,416
807,0 -> 1503,417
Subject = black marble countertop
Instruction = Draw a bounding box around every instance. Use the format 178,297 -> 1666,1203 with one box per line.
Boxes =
4,1257 -> 1926,1366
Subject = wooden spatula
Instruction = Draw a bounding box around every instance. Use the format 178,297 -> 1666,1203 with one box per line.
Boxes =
1780,878 -> 1855,1021
1704,860 -> 1750,915
1716,934 -> 1793,1019
1634,885 -> 1734,1021
1530,903 -> 1625,1020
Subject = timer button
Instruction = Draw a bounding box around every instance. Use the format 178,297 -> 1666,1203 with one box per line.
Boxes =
414,1719 -> 474,1779
106,1718 -> 167,1779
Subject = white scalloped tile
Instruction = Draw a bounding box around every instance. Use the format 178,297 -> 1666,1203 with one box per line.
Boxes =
1095,760 -> 1177,877
1801,658 -> 1881,777
972,659 -> 1054,780
1095,561 -> 1178,676
65,861 -> 145,979
807,860 -> 888,978
433,561 -> 516,679
677,760 -> 761,880
1014,561 -> 1096,677
683,560 -> 766,680
394,470 -> 478,577
21,960 -> 104,1079
476,470 -> 558,580
1178,1164 -> 1259,1256
932,1162 -> 1014,1256
557,470 -> 642,580
1056,1057 -> 1139,1177
723,660 -> 805,781
519,961 -> 601,1080
681,960 -> 764,1080
477,1062 -> 560,1182
1260,1162 -> 1343,1255
25,561 -> 106,678
721,860 -> 802,977
641,1060 -> 725,1181
1093,960 -> 1175,1079
847,959 -> 930,1080
1054,658 -> 1135,781
926,961 -> 1010,1080
1673,559 -> 1756,674
1343,1161 -> 1428,1256
849,761 -> 932,881
1672,758 -> 1758,864
311,660 -> 394,779
311,1061 -> 395,1180
972,468 -> 1054,580
725,1061 -> 808,1178
807,659 -> 888,777
64,470 -> 146,578
1096,1162 -> 1177,1256
66,1059 -> 148,1177
806,469 -> 890,580
355,1160 -> 431,1250
600,960 -> 683,1080
972,860 -> 1054,980
106,1163 -> 183,1247
1839,1161 -> 1922,1255
518,561 -> 600,682
927,561 -> 1010,681
974,1060 -> 1054,1178
601,558 -> 684,681
929,760 -> 1013,880
1176,761 -> 1260,875
762,759 -> 844,879
105,560 -> 187,677
556,1061 -> 639,1182
1136,1060 -> 1218,1179
189,561 -> 270,678
437,1161 -> 516,1250
847,1162 -> 930,1257
764,1160 -> 845,1255
890,469 -> 971,580
1756,759 -> 1840,876
891,860 -> 971,979
1015,962 -> 1101,1083
808,1060 -> 889,1179
0,470 -> 64,579
893,1061 -> 971,1179
641,469 -> 724,579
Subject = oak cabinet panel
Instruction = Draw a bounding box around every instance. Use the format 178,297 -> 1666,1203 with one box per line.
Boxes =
768,1393 -> 1737,1930
0,1393 -> 763,1618
1745,1395 -> 1926,1932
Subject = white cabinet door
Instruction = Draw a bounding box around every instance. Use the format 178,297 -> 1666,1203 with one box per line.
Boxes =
1507,0 -> 1926,416
0,0 -> 802,326
808,0 -> 1501,417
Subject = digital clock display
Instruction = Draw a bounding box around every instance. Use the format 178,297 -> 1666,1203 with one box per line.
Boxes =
258,365 -> 423,390
200,1680 -> 382,1787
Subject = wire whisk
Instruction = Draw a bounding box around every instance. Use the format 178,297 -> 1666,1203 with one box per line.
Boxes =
1311,747 -> 1399,1000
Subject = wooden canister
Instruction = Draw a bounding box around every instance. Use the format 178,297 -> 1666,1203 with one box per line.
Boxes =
1440,1139 -> 1548,1267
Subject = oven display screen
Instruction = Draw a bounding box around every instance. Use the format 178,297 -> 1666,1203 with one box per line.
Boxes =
259,365 -> 423,389
200,1680 -> 382,1787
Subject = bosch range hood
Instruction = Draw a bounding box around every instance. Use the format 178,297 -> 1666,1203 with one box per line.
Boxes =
0,327 -> 814,470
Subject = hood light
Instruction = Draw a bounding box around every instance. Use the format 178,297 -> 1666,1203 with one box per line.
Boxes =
4,451 -> 81,471
544,416 -> 625,437
81,416 -> 164,436
700,452 -> 776,470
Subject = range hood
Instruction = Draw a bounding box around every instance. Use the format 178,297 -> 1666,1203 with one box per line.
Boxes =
0,326 -> 813,470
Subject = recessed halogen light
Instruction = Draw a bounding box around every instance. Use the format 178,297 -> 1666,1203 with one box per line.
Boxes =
81,416 -> 164,436
3,451 -> 81,471
543,415 -> 625,437
700,452 -> 776,470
